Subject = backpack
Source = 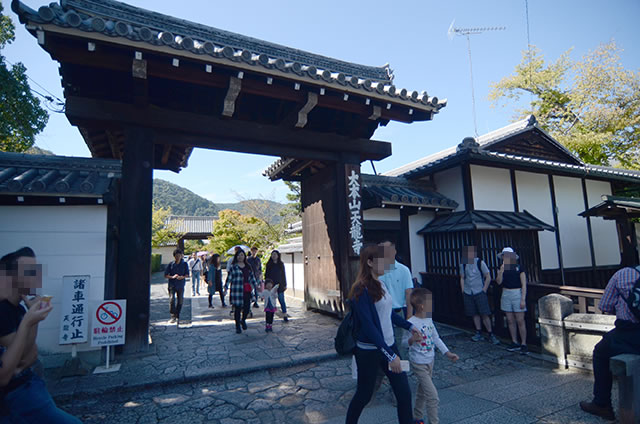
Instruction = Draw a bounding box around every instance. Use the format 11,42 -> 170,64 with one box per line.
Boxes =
335,303 -> 358,356
624,266 -> 640,321
461,258 -> 485,276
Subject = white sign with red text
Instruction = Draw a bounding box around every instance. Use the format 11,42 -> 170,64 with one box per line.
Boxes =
91,300 -> 126,347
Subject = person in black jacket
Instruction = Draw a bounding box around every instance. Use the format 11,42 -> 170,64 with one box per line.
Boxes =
264,250 -> 289,322
345,244 -> 420,424
207,254 -> 225,308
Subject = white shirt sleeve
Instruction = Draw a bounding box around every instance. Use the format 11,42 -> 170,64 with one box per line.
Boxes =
431,325 -> 449,355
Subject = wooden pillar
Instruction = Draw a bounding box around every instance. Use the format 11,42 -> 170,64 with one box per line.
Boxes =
117,127 -> 154,354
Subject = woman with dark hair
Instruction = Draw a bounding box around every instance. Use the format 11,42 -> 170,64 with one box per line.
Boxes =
207,254 -> 225,308
346,244 -> 419,424
225,249 -> 258,333
265,250 -> 289,322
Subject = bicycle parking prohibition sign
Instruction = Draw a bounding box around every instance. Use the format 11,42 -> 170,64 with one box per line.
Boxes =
96,301 -> 122,326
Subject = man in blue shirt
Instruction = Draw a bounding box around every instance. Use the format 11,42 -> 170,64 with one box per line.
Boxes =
379,241 -> 414,359
164,249 -> 189,324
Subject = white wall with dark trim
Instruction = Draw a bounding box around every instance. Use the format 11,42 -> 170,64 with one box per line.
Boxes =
470,165 -> 513,211
433,166 -> 465,212
584,180 -> 620,266
553,176 -> 593,268
363,207 -> 400,221
0,205 -> 107,356
408,211 -> 435,278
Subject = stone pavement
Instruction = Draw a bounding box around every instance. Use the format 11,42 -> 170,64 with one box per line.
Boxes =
47,272 -> 619,423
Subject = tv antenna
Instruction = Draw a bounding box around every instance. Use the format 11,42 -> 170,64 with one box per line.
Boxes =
448,20 -> 505,136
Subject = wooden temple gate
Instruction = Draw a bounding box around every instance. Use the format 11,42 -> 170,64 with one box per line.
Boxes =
13,0 -> 445,352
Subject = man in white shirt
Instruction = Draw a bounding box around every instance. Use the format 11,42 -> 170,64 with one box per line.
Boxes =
187,253 -> 203,296
379,240 -> 414,359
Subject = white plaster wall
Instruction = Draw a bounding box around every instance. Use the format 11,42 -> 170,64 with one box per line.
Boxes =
0,206 -> 107,354
408,211 -> 435,278
585,180 -> 620,266
553,176 -> 592,268
293,253 -> 305,300
433,167 -> 465,212
152,246 -> 176,265
363,208 -> 400,221
515,171 -> 559,269
470,165 -> 514,211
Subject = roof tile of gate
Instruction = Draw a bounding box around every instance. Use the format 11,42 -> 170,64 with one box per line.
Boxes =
13,0 -> 446,112
0,152 -> 121,198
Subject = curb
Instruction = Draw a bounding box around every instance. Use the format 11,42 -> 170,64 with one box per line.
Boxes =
51,350 -> 339,402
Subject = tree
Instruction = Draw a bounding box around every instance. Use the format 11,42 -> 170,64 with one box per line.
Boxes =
151,206 -> 183,248
279,181 -> 302,218
208,209 -> 285,258
0,4 -> 48,153
489,42 -> 640,170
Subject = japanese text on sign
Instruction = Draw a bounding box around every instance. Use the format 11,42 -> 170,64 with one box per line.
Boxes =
59,276 -> 89,345
347,169 -> 363,255
91,300 -> 126,347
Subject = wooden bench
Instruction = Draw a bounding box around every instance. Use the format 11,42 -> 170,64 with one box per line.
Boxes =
610,354 -> 640,424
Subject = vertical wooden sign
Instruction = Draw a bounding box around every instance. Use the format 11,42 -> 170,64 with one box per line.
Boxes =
345,164 -> 363,257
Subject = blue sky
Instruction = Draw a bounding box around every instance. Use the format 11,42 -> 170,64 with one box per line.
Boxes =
3,0 -> 639,203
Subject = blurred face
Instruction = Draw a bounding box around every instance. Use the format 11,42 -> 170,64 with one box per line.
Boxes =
379,242 -> 396,268
251,248 -> 258,256
174,253 -> 183,263
237,252 -> 246,263
15,256 -> 42,295
265,281 -> 273,290
463,246 -> 476,264
369,255 -> 387,277
503,252 -> 516,268
271,251 -> 278,261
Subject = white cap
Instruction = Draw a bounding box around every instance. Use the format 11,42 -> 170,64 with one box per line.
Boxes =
497,247 -> 519,259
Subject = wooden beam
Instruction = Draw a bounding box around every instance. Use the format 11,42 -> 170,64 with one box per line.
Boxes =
44,34 -> 430,124
296,92 -> 318,128
161,144 -> 172,166
65,96 -> 392,161
222,76 -> 241,117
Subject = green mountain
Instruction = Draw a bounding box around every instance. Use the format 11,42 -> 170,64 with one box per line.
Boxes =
152,179 -> 284,222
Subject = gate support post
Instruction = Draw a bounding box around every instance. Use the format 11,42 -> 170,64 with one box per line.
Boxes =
117,127 -> 154,354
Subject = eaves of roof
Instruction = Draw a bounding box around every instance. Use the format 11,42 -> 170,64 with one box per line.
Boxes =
13,0 -> 446,113
418,210 -> 556,234
399,149 -> 640,184
167,215 -> 215,234
0,152 -> 121,198
361,173 -> 458,209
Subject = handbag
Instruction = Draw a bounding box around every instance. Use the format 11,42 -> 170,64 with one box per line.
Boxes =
334,302 -> 358,355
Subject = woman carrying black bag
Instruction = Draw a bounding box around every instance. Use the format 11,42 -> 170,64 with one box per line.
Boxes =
207,254 -> 225,308
345,244 -> 420,424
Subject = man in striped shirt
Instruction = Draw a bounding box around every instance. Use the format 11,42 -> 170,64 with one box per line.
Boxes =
580,264 -> 640,420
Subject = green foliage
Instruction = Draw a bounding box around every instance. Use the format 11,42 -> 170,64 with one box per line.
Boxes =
183,239 -> 205,254
150,254 -> 162,272
151,205 -> 183,248
25,145 -> 54,155
153,179 -> 218,216
0,4 -> 49,153
490,42 -> 640,170
279,181 -> 302,217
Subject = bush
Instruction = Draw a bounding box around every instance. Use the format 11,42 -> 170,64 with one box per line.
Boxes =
151,254 -> 162,272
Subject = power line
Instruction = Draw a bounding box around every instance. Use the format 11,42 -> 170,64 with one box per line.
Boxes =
4,57 -> 65,105
525,0 -> 534,112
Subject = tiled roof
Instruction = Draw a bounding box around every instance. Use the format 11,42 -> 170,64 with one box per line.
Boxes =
418,210 -> 555,234
579,195 -> 640,219
0,152 -> 120,198
277,236 -> 303,254
167,215 -> 215,235
384,115 -> 581,177
13,0 -> 446,112
362,174 -> 457,209
285,221 -> 302,235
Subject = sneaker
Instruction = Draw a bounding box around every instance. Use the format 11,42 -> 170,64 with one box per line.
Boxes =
283,315 -> 289,322
471,332 -> 483,342
520,345 -> 528,355
169,316 -> 177,323
506,342 -> 521,352
579,401 -> 615,420
489,333 -> 500,345
253,302 -> 260,309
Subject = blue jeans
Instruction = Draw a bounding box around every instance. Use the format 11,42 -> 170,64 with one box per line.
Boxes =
191,270 -> 200,294
277,291 -> 287,314
346,345 -> 412,424
1,373 -> 82,423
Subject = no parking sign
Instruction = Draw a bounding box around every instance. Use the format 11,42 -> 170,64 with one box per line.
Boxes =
91,300 -> 126,347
